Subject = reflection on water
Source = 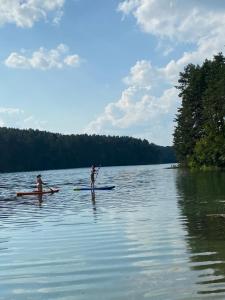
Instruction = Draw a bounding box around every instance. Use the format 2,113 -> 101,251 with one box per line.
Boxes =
1,165 -> 225,299
176,170 -> 225,297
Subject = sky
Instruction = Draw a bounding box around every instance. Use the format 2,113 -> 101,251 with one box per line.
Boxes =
0,0 -> 225,146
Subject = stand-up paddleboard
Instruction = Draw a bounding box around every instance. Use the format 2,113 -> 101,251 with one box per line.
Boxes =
74,186 -> 115,191
16,189 -> 59,197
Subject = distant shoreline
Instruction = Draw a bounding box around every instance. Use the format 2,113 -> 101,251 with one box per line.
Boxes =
0,162 -> 176,174
0,127 -> 176,173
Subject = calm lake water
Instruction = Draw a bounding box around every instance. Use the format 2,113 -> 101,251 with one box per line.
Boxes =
1,164 -> 225,299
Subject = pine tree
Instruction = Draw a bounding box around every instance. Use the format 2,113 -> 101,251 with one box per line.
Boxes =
174,64 -> 206,164
174,52 -> 225,168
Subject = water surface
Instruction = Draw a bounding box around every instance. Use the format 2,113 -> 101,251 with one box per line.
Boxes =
1,165 -> 225,299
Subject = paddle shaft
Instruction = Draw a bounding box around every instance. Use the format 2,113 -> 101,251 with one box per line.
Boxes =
95,167 -> 101,182
43,183 -> 54,192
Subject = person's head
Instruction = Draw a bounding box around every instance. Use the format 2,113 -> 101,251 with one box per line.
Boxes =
37,174 -> 42,178
92,165 -> 96,169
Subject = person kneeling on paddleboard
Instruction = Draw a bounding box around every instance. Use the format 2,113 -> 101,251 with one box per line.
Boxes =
36,174 -> 43,192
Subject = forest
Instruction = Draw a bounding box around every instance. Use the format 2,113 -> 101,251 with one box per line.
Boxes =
0,127 -> 176,172
174,52 -> 225,169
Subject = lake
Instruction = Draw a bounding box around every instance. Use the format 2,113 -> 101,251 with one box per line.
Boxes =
1,164 -> 225,299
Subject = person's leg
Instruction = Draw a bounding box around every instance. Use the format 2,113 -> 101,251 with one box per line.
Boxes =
91,174 -> 94,189
91,179 -> 94,190
37,184 -> 42,192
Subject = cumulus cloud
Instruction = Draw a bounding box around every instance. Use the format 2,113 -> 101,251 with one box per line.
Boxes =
85,55 -> 181,145
0,106 -> 46,130
86,0 -> 225,145
4,44 -> 81,70
123,60 -> 158,90
118,1 -> 225,71
64,54 -> 80,67
85,58 -> 179,145
0,0 -> 65,27
84,55 -> 182,144
118,0 -> 225,42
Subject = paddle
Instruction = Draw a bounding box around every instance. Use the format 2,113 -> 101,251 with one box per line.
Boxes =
43,183 -> 54,192
95,166 -> 101,182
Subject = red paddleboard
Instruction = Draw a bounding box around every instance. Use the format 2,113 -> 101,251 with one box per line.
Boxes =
16,189 -> 59,197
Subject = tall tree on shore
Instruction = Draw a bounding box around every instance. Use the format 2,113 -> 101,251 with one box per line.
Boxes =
174,52 -> 225,168
173,63 -> 206,164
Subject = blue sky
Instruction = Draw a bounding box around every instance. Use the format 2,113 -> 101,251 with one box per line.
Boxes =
0,0 -> 225,146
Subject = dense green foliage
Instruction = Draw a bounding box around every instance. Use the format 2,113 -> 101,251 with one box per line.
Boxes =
174,53 -> 225,169
0,127 -> 176,172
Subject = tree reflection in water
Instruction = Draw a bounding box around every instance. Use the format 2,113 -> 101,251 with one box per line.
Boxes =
176,169 -> 225,295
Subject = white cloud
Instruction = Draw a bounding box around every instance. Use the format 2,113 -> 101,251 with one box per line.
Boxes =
118,0 -> 140,15
0,106 -> 24,127
123,60 -> 157,90
64,54 -> 80,67
0,106 -> 46,130
4,44 -> 81,70
84,55 -> 183,145
84,0 -> 225,145
85,59 -> 179,145
0,107 -> 24,114
118,1 -> 225,67
23,115 -> 47,129
118,0 -> 225,43
85,56 -> 180,145
0,0 -> 65,28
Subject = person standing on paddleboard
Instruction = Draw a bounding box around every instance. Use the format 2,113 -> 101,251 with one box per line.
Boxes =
36,174 -> 43,192
91,165 -> 100,190
90,165 -> 96,190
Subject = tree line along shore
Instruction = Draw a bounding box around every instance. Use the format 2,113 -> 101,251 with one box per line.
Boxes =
0,127 -> 176,173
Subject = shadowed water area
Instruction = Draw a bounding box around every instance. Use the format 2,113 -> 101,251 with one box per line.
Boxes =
1,165 -> 225,299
